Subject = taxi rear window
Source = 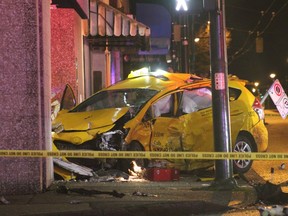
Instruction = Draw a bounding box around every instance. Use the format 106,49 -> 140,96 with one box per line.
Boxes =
229,87 -> 241,101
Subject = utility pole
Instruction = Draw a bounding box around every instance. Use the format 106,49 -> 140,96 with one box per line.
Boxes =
209,0 -> 237,188
105,40 -> 111,87
190,14 -> 196,74
181,14 -> 189,73
173,0 -> 237,188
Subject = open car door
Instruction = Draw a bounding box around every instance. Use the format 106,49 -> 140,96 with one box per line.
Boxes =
51,84 -> 76,121
60,84 -> 76,110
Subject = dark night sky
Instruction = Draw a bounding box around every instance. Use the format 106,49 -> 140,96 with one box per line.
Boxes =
133,0 -> 288,88
225,0 -> 288,87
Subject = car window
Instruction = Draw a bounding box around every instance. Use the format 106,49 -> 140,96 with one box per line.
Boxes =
152,94 -> 174,117
180,87 -> 212,114
70,89 -> 158,113
229,87 -> 241,101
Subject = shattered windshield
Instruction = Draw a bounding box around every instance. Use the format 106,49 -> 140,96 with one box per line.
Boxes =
70,89 -> 158,113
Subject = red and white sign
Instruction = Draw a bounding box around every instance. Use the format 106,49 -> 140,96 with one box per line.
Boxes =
268,79 -> 288,119
269,79 -> 284,103
214,73 -> 225,90
276,96 -> 288,119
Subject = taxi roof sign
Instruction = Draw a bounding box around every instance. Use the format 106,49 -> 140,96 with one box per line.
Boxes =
128,68 -> 204,83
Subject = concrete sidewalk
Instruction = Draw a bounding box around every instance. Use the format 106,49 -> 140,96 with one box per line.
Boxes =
0,175 -> 258,216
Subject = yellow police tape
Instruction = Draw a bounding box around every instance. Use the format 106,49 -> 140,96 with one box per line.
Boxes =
0,150 -> 288,160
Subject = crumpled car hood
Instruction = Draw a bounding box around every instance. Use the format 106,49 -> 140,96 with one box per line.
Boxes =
53,107 -> 130,131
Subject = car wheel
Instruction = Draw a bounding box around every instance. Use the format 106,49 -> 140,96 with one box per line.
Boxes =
233,135 -> 256,173
118,141 -> 147,173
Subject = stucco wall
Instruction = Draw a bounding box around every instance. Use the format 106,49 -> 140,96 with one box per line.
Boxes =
51,8 -> 84,103
51,9 -> 78,102
0,0 -> 52,195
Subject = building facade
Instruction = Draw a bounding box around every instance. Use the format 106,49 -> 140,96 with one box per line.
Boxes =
0,0 -> 150,195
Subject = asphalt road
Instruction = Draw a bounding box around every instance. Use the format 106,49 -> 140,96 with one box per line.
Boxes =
252,110 -> 288,188
221,109 -> 288,215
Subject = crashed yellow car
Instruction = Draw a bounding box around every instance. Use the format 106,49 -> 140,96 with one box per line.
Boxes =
52,68 -> 268,179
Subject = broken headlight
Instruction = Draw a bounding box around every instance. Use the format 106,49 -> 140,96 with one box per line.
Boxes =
52,122 -> 64,133
98,130 -> 127,151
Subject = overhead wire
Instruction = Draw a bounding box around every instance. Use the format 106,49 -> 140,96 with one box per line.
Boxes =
258,0 -> 288,36
228,0 -> 279,64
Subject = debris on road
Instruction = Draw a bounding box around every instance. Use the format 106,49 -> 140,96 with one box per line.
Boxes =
0,196 -> 10,205
56,185 -> 125,198
280,163 -> 286,170
255,181 -> 288,204
89,169 -> 130,182
270,167 -> 275,182
258,204 -> 288,216
132,191 -> 158,197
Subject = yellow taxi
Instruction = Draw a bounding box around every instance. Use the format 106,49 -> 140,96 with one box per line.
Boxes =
52,68 -> 268,180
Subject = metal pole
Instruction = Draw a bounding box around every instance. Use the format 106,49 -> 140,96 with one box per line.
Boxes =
209,0 -> 237,188
181,14 -> 189,73
105,40 -> 111,87
191,15 -> 196,74
260,91 -> 269,105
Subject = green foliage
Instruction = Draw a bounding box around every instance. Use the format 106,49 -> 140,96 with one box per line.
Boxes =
193,24 -> 231,78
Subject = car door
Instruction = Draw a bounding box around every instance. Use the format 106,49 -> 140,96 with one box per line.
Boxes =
177,87 -> 214,170
60,84 -> 76,110
51,84 -> 76,121
147,88 -> 214,171
149,93 -> 183,152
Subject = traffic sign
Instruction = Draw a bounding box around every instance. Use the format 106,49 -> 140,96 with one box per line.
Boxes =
269,79 -> 284,103
275,94 -> 288,119
268,79 -> 288,119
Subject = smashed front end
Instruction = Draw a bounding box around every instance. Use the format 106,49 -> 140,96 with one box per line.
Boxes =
52,107 -> 132,180
52,88 -> 158,180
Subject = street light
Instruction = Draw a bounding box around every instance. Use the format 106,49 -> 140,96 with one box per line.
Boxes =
270,73 -> 276,79
253,82 -> 260,97
175,0 -> 188,11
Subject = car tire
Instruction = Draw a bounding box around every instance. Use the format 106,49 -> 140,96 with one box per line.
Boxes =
233,135 -> 257,173
118,141 -> 147,173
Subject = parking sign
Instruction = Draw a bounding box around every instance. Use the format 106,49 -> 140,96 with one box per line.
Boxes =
268,79 -> 288,119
